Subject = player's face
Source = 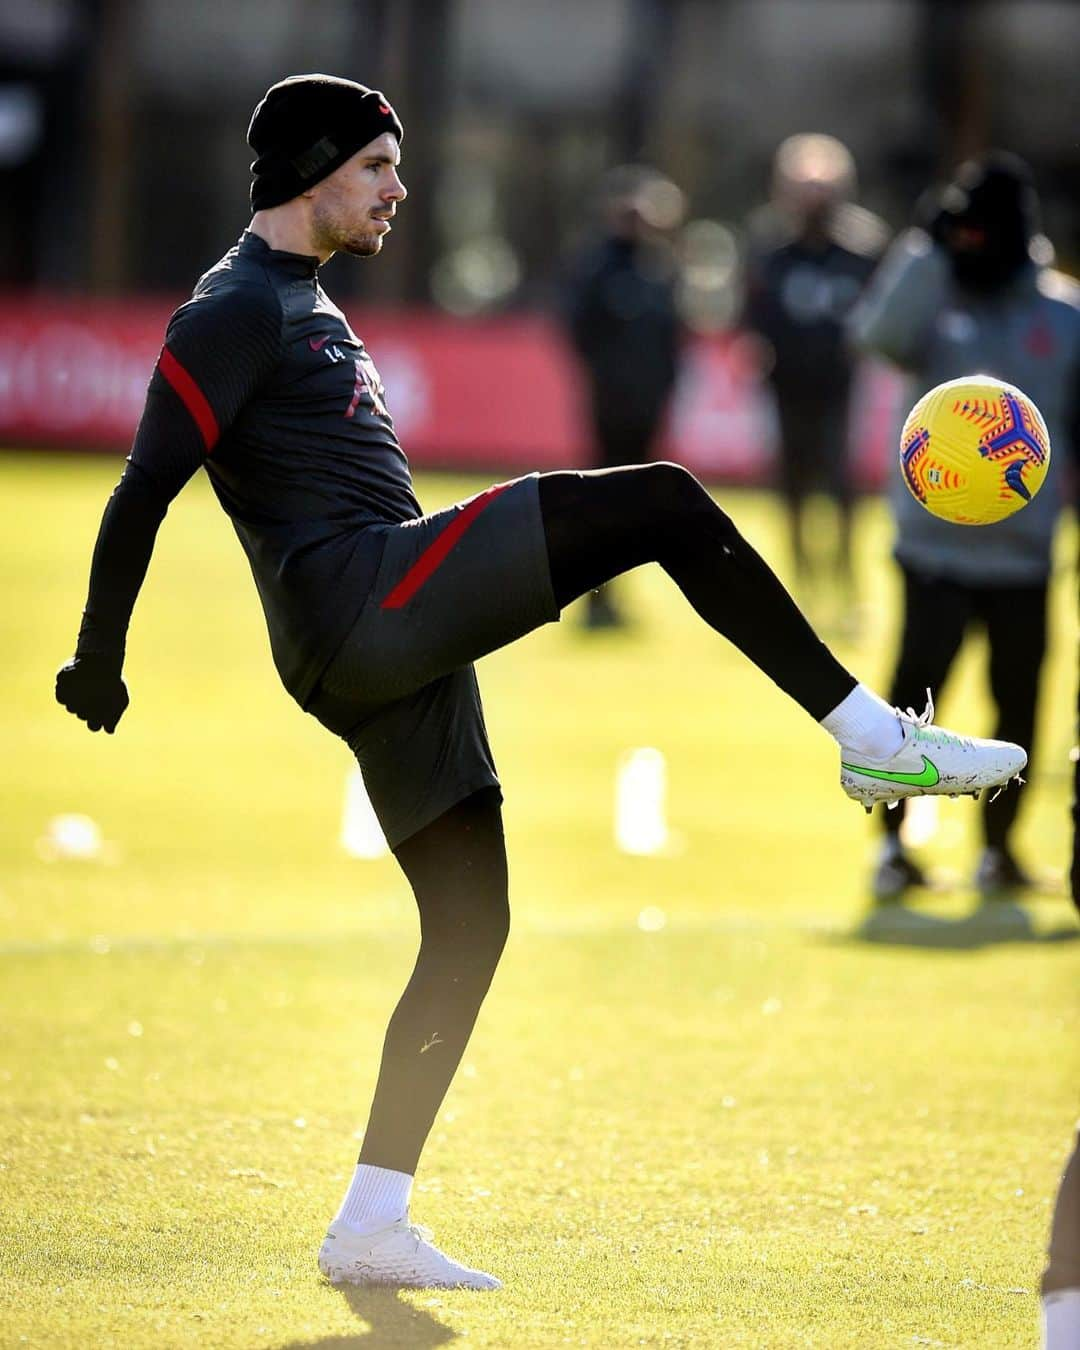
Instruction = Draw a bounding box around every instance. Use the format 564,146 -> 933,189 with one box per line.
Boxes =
310,132 -> 407,259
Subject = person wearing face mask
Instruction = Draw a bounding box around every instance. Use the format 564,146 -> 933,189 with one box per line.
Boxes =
850,151 -> 1080,904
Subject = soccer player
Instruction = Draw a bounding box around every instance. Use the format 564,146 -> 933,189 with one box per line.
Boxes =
56,76 -> 1026,1290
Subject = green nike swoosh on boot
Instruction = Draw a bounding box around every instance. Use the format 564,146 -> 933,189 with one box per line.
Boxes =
839,755 -> 941,787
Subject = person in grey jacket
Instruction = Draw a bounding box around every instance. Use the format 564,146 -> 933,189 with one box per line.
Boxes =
850,151 -> 1080,902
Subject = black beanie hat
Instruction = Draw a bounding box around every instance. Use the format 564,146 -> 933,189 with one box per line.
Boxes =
926,150 -> 1040,291
248,74 -> 403,211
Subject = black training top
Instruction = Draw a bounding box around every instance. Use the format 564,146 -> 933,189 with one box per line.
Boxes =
741,213 -> 886,401
77,230 -> 422,706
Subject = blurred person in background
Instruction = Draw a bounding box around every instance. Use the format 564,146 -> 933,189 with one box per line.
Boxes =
850,151 -> 1080,904
741,134 -> 887,625
55,75 -> 1028,1292
1041,736 -> 1080,1345
563,164 -> 685,628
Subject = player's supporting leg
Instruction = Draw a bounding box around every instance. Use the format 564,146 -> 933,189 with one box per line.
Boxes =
876,568 -> 969,900
537,463 -> 1025,807
319,788 -> 506,1289
975,583 -> 1046,893
1042,1130 -> 1080,1349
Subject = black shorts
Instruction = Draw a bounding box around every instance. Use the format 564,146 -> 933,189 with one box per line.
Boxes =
307,474 -> 559,848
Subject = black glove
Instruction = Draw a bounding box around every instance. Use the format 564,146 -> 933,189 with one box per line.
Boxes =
55,651 -> 129,733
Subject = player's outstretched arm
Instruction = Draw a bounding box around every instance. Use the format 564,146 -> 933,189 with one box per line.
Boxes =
56,281 -> 283,733
55,460 -> 170,732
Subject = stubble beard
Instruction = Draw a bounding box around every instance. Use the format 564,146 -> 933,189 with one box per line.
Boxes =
340,231 -> 383,258
312,202 -> 383,259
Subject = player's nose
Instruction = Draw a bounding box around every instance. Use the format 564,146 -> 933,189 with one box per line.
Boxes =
385,172 -> 407,202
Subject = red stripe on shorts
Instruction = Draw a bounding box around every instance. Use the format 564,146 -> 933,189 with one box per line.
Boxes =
380,482 -> 513,610
158,347 -> 220,451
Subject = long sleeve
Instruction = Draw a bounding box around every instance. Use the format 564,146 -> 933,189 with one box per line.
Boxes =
847,228 -> 949,372
75,281 -> 283,661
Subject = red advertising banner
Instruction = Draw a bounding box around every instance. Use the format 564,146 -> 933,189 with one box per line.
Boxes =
0,296 -> 904,486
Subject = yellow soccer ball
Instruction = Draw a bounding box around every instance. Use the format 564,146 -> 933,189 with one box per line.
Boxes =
899,374 -> 1051,525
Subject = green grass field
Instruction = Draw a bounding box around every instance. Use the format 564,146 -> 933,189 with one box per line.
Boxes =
2,451 -> 1078,1349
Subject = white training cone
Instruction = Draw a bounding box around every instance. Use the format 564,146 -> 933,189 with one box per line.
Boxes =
37,813 -> 105,862
341,767 -> 389,859
615,747 -> 669,856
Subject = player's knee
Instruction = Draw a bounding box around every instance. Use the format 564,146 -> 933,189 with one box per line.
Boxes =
643,461 -> 707,517
644,460 -> 735,543
648,460 -> 699,501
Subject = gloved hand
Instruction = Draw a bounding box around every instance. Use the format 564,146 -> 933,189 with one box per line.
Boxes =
55,651 -> 129,733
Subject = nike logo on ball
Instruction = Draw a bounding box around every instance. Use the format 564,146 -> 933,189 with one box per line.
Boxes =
840,756 -> 941,787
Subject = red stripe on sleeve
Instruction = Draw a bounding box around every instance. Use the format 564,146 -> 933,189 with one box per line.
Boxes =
380,482 -> 512,610
158,346 -> 220,452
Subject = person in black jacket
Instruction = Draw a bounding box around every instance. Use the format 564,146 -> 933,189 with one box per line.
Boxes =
564,164 -> 685,627
742,135 -> 886,619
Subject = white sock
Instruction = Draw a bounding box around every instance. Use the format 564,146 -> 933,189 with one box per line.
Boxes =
332,1163 -> 413,1236
820,683 -> 904,760
1043,1288 -> 1080,1349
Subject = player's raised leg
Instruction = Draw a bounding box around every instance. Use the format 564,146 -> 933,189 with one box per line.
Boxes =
536,462 -> 1027,806
318,789 -> 505,1290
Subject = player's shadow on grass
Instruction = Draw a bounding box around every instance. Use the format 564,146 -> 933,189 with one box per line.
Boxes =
282,1286 -> 458,1349
838,902 -> 1080,949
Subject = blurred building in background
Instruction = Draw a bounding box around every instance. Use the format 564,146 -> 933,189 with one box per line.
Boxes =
1,0 -> 1076,477
2,0 -> 1077,303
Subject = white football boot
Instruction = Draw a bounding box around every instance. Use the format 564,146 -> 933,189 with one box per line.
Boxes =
318,1217 -> 501,1290
840,693 -> 1026,812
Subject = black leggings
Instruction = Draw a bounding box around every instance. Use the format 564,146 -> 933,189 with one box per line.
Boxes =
358,463 -> 856,1174
538,462 -> 855,718
359,788 -> 508,1175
